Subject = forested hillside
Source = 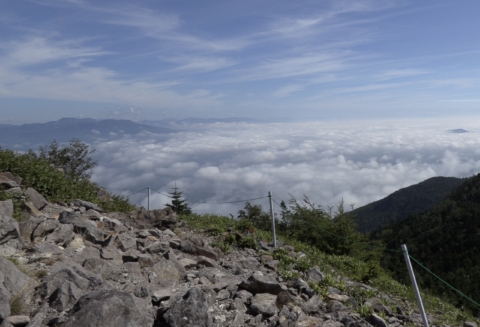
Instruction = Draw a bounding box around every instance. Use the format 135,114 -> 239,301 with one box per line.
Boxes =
373,173 -> 480,313
354,176 -> 465,232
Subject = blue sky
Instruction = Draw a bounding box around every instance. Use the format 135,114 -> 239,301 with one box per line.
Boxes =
1,0 -> 480,124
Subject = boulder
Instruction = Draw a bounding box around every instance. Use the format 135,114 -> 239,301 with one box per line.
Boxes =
45,223 -> 75,246
18,217 -> 44,242
73,199 -> 102,212
0,172 -> 22,186
23,188 -> 48,210
0,257 -> 30,296
0,200 -> 13,217
22,202 -> 43,218
152,257 -> 181,282
153,207 -> 177,229
63,290 -> 147,327
163,287 -> 212,327
239,273 -> 285,295
48,281 -> 85,312
0,286 -> 10,324
250,293 -> 278,317
59,211 -> 106,244
305,266 -> 324,284
114,233 -> 137,252
32,219 -> 60,242
5,315 -> 30,327
366,314 -> 387,327
0,215 -> 20,245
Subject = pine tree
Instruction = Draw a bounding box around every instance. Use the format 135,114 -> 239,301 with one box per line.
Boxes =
165,183 -> 192,214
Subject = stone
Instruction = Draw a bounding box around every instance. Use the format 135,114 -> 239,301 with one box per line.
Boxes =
287,278 -> 315,297
465,323 -> 478,327
24,188 -> 48,210
37,265 -> 99,298
63,290 -> 147,327
48,281 -> 85,312
146,241 -> 170,254
0,215 -> 20,245
114,233 -> 137,252
305,266 -> 324,284
239,273 -> 285,295
152,257 -> 181,282
152,288 -> 173,302
153,207 -> 177,229
102,217 -> 127,233
18,217 -> 44,242
328,293 -> 349,302
6,315 -> 30,327
45,223 -> 75,246
301,295 -> 322,314
275,290 -> 295,309
73,199 -> 102,212
0,256 -> 30,295
235,290 -> 253,304
296,316 -> 324,327
197,255 -> 217,268
367,314 -> 388,327
179,258 -> 198,269
32,219 -> 60,241
163,287 -> 212,327
0,172 -> 22,186
0,200 -> 13,217
22,201 -> 43,218
59,212 -> 106,244
0,286 -> 10,324
250,293 -> 278,317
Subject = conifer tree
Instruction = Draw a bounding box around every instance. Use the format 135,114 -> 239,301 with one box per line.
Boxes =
165,183 -> 192,214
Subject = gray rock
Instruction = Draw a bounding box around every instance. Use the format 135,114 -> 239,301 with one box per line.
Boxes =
114,233 -> 137,252
45,223 -> 75,246
367,314 -> 387,327
48,281 -> 85,311
239,273 -> 286,295
102,217 -> 126,233
163,287 -> 212,327
179,258 -> 198,269
0,215 -> 20,245
0,286 -> 10,324
73,199 -> 102,212
0,257 -> 30,295
230,311 -> 245,327
305,266 -> 324,284
63,290 -> 147,327
0,172 -> 22,186
152,288 -> 173,302
287,277 -> 315,297
18,217 -> 44,242
250,293 -> 277,317
197,256 -> 218,268
146,241 -> 170,254
464,322 -> 478,327
24,188 -> 48,210
152,257 -> 181,282
235,290 -> 253,304
0,200 -> 13,217
5,315 -> 30,327
301,295 -> 322,314
59,212 -> 106,244
153,207 -> 177,229
32,219 -> 60,241
22,201 -> 43,218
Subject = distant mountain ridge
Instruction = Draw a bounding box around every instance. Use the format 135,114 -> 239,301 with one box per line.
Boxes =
0,118 -> 176,149
140,117 -> 262,127
354,176 -> 466,232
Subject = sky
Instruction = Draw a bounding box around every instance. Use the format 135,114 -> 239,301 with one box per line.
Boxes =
90,118 -> 480,215
1,0 -> 480,124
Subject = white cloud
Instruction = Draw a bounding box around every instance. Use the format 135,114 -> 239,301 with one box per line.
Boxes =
90,117 -> 480,216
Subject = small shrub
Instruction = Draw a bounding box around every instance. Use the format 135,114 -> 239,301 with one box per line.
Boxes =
207,226 -> 224,236
355,304 -> 374,318
238,236 -> 258,250
35,270 -> 48,279
223,233 -> 236,245
294,257 -> 312,272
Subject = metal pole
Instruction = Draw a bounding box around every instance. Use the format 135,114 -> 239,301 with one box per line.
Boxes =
268,191 -> 276,248
401,244 -> 429,327
147,186 -> 150,211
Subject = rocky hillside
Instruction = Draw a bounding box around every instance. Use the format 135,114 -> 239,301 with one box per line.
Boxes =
0,172 -> 477,327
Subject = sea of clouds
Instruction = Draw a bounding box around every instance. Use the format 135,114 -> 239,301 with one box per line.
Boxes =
90,117 -> 480,216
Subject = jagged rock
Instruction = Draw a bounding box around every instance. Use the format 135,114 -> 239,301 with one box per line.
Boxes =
366,314 -> 387,327
0,256 -> 30,296
59,212 -> 106,244
23,188 -> 48,211
328,293 -> 349,302
0,172 -> 22,186
301,295 -> 322,314
163,287 -> 213,327
373,302 -> 392,316
0,286 -> 10,324
465,322 -> 478,327
239,273 -> 285,295
305,266 -> 324,284
0,200 -> 13,217
48,281 -> 85,311
102,217 -> 126,233
45,223 -> 75,246
73,199 -> 102,212
250,293 -> 277,317
297,316 -> 324,327
152,257 -> 181,282
63,290 -> 147,327
146,241 -> 170,254
287,278 -> 315,298
67,235 -> 84,249
179,258 -> 198,269
152,287 -> 173,302
0,215 -> 20,246
114,233 -> 136,251
32,219 -> 60,242
5,315 -> 30,327
198,255 -> 218,268
235,289 -> 253,304
22,201 -> 43,218
18,217 -> 44,242
153,207 -> 177,229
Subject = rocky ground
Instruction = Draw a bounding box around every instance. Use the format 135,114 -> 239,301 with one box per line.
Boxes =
0,171 -> 477,327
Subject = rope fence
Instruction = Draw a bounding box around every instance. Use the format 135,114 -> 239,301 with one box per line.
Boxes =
123,186 -> 479,310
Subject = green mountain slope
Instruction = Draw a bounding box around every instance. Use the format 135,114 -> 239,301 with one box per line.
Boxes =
373,173 -> 480,313
354,176 -> 465,232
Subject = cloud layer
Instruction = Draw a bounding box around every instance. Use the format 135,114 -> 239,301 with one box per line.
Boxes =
90,118 -> 480,215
